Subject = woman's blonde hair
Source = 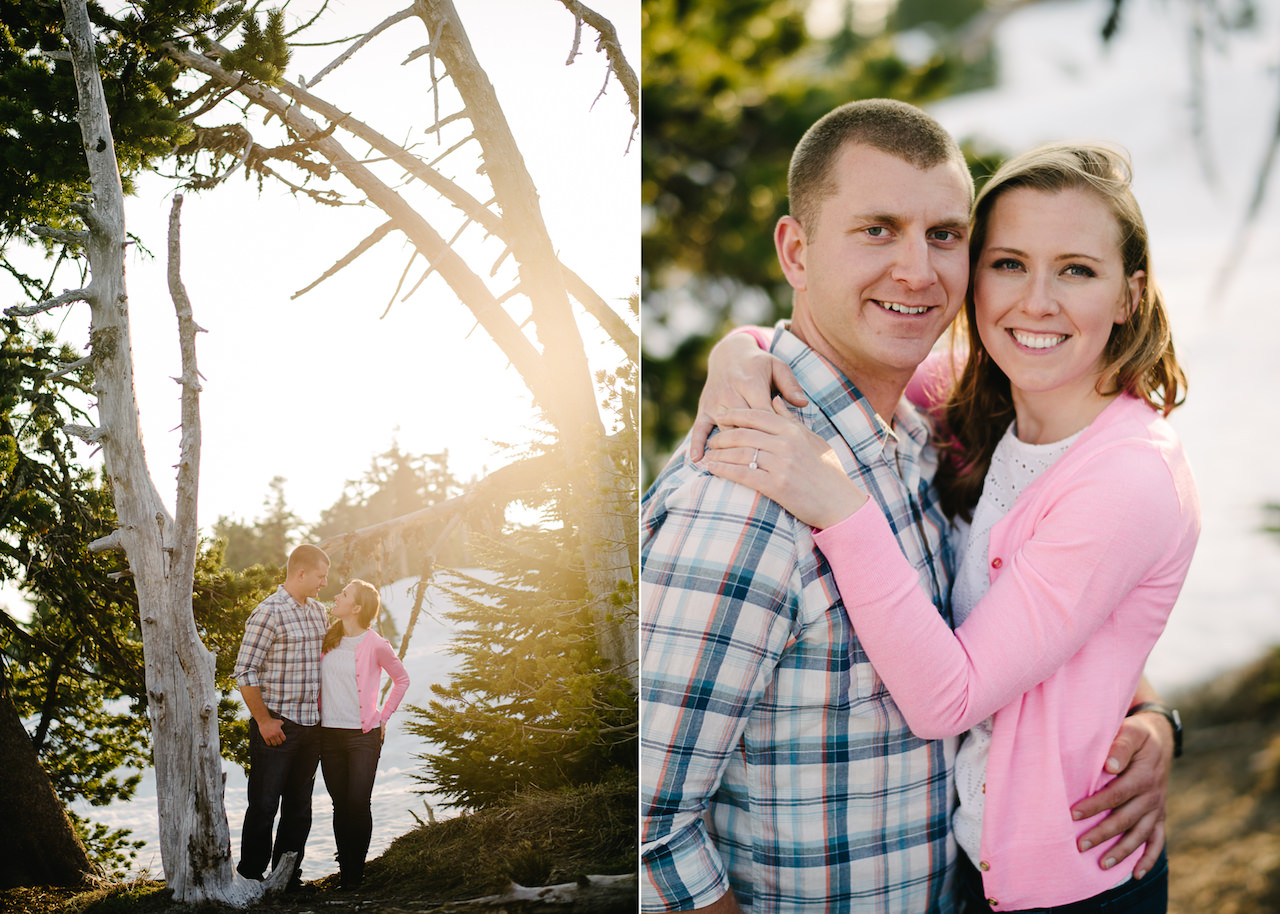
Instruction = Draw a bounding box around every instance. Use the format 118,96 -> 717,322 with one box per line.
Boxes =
322,579 -> 380,654
937,143 -> 1186,521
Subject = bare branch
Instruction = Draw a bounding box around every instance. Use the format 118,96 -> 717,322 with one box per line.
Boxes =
554,0 -> 639,124
382,248 -> 422,317
5,286 -> 91,317
163,40 -> 549,391
561,265 -> 638,363
89,530 -> 124,553
294,220 -> 397,299
171,37 -> 636,359
30,225 -> 89,246
307,8 -> 414,88
168,194 -> 203,548
47,356 -> 92,379
64,423 -> 106,443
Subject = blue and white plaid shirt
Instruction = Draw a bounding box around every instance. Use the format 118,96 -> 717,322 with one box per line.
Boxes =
641,326 -> 957,913
233,585 -> 327,726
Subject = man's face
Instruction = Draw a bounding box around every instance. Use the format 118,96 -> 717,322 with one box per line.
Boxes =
779,143 -> 971,399
298,563 -> 329,599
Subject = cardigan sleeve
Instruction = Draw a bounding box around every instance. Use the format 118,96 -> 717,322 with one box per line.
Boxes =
376,637 -> 411,723
813,438 -> 1195,738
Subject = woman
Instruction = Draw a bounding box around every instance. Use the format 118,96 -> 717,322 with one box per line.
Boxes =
700,144 -> 1199,913
320,579 -> 410,890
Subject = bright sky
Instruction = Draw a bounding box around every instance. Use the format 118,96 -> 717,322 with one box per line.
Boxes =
20,0 -> 638,531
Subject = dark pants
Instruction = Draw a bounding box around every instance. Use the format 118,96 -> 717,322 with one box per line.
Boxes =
238,715 -> 321,884
959,850 -> 1168,914
320,726 -> 383,888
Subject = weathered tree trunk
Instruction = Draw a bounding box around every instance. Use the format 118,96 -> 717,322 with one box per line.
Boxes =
55,0 -> 283,903
0,658 -> 98,889
412,0 -> 636,677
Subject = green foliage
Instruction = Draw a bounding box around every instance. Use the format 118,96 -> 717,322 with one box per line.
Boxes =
0,315 -> 286,872
406,366 -> 637,810
218,8 -> 290,85
0,0 -> 223,239
408,521 -> 637,808
66,810 -> 146,880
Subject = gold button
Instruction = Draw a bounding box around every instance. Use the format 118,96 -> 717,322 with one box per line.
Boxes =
979,861 -> 990,871
987,900 -> 998,907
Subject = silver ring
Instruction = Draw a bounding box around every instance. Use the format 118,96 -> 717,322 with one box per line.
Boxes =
749,448 -> 759,470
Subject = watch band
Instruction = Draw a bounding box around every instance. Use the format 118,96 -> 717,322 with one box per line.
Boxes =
1126,701 -> 1183,759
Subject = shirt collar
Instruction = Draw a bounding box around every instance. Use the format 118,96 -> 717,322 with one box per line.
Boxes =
769,323 -> 932,476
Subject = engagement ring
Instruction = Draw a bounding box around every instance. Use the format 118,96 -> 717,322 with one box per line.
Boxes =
749,449 -> 759,470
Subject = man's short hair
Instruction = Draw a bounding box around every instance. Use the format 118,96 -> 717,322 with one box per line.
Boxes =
287,544 -> 329,576
787,98 -> 973,236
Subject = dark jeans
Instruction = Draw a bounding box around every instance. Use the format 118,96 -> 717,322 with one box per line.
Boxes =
959,850 -> 1168,914
238,715 -> 321,884
320,726 -> 383,888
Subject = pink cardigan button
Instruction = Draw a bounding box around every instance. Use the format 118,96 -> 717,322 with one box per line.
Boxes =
991,557 -> 1003,569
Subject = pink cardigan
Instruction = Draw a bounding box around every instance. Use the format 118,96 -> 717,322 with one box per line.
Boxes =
814,393 -> 1200,910
323,631 -> 411,734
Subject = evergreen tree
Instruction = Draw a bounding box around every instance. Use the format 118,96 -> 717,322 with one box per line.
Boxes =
312,443 -> 469,582
407,363 -> 637,809
213,475 -> 301,572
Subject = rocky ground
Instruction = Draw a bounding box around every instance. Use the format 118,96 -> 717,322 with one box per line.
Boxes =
1164,648 -> 1280,913
0,777 -> 638,913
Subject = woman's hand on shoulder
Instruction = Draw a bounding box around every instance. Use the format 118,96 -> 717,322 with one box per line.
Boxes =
689,331 -> 806,462
704,397 -> 868,528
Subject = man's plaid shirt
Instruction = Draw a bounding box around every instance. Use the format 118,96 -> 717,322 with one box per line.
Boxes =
233,585 -> 327,726
640,327 -> 958,913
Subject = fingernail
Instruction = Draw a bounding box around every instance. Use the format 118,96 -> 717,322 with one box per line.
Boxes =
1105,757 -> 1120,772
1135,868 -> 1147,880
1072,810 -> 1084,820
1079,840 -> 1092,851
1103,857 -> 1115,869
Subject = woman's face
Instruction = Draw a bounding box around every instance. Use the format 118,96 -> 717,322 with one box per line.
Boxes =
973,186 -> 1144,411
331,583 -> 359,620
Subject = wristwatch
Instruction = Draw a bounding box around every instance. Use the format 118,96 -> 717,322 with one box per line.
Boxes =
1126,701 -> 1183,759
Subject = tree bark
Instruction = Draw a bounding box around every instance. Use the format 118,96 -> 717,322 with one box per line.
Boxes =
413,0 -> 636,677
57,0 -> 280,903
0,659 -> 98,889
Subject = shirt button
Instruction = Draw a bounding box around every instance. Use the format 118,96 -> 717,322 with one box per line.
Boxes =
991,557 -> 1003,569
979,861 -> 990,871
987,899 -> 999,907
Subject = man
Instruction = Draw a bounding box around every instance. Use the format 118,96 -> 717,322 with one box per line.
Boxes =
233,543 -> 330,888
640,100 -> 1174,913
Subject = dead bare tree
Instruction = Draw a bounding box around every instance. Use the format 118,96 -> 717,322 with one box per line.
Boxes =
1,0 -> 289,903
163,0 -> 638,679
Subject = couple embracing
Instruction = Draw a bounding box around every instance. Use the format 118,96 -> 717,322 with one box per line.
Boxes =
642,99 -> 1198,913
231,544 -> 411,891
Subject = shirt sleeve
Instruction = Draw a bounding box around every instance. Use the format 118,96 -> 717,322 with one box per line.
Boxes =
813,441 -> 1194,739
233,605 -> 275,690
640,471 -> 805,911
